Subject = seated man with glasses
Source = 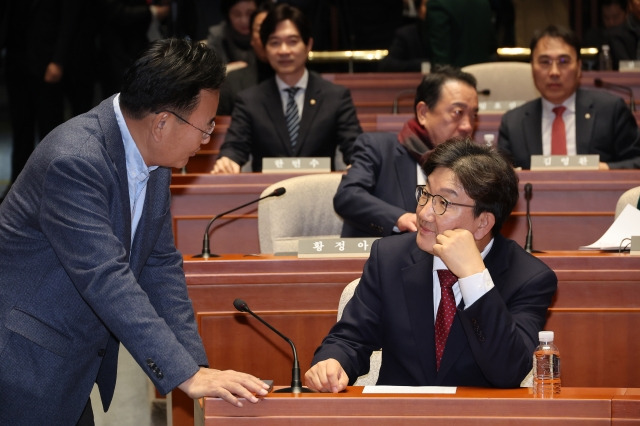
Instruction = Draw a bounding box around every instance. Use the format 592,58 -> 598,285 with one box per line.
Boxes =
498,24 -> 640,170
304,138 -> 557,391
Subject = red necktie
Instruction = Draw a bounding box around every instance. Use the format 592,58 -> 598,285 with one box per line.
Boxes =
435,269 -> 458,371
551,106 -> 567,155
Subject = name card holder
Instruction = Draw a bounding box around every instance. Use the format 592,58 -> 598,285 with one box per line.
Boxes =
631,236 -> 640,256
530,154 -> 599,170
262,157 -> 331,173
618,60 -> 640,72
297,237 -> 380,258
478,100 -> 526,112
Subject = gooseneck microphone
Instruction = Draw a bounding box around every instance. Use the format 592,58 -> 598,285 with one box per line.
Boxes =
594,78 -> 636,112
524,183 -> 534,253
233,298 -> 315,393
194,187 -> 285,258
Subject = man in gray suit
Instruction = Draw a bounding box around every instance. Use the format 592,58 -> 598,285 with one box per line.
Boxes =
498,24 -> 640,169
0,39 -> 269,425
212,3 -> 362,173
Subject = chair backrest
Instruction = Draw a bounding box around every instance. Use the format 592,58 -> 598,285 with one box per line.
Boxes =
615,186 -> 640,218
258,173 -> 344,253
462,61 -> 539,103
337,278 -> 381,386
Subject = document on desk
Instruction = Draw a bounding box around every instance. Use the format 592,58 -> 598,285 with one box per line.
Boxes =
362,386 -> 456,394
579,204 -> 640,250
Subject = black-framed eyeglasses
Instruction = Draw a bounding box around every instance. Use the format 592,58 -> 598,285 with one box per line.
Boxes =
158,110 -> 215,140
415,185 -> 475,215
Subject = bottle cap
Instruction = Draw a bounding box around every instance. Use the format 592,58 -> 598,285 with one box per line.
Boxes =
539,330 -> 554,342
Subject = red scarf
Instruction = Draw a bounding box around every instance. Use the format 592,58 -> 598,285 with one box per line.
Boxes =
396,118 -> 435,166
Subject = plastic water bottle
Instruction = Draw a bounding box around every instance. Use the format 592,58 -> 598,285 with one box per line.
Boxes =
483,133 -> 495,148
599,45 -> 613,71
533,330 -> 561,397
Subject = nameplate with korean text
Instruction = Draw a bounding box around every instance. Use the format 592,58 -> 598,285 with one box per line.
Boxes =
530,155 -> 599,170
618,60 -> 640,72
262,157 -> 331,173
297,237 -> 380,258
478,100 -> 525,112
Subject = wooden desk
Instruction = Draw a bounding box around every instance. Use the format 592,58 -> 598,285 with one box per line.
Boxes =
197,386 -> 640,425
171,251 -> 640,425
170,170 -> 640,255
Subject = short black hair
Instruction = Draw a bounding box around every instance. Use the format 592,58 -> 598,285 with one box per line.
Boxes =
422,139 -> 519,236
259,3 -> 312,47
120,38 -> 226,119
414,65 -> 477,113
529,25 -> 582,61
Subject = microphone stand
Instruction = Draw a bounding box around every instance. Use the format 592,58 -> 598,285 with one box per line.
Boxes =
233,298 -> 315,393
524,183 -> 533,253
194,188 -> 285,258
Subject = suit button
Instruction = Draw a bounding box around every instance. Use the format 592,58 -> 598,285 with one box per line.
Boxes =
97,349 -> 106,357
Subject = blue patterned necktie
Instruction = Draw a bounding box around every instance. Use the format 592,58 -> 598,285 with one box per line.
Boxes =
285,87 -> 300,147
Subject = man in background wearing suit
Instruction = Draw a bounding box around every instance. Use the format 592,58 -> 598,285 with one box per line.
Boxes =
334,66 -> 478,238
498,24 -> 640,169
211,3 -> 362,173
305,139 -> 557,391
0,39 -> 269,425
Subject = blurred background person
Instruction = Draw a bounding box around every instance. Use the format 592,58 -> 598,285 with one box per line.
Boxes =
217,1 -> 275,115
207,0 -> 258,72
379,0 -> 430,72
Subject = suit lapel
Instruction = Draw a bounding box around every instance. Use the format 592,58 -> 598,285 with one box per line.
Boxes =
296,73 -> 321,156
262,79 -> 293,154
575,89 -> 595,155
102,96 -> 132,255
402,246 -> 437,383
395,145 -> 418,210
524,99 -> 543,159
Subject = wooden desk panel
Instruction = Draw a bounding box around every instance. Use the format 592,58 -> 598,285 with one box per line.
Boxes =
171,171 -> 640,254
198,387 -> 640,425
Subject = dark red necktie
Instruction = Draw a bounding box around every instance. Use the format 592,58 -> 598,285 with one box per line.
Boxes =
551,106 -> 567,155
435,269 -> 458,371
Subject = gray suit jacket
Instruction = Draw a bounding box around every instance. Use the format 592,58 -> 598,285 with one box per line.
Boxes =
0,96 -> 207,425
219,71 -> 362,171
498,88 -> 640,169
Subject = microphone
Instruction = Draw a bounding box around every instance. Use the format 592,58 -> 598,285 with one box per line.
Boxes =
524,183 -> 533,253
594,78 -> 636,112
194,187 -> 285,258
233,298 -> 315,393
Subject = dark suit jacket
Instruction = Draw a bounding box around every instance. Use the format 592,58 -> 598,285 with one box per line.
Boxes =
219,71 -> 362,171
0,97 -> 207,424
378,22 -> 428,72
217,60 -> 274,116
334,132 -> 418,237
311,232 -> 557,388
424,0 -> 496,67
498,88 -> 640,169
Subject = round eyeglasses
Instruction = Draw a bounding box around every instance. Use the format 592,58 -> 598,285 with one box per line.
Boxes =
158,110 -> 215,140
415,185 -> 475,215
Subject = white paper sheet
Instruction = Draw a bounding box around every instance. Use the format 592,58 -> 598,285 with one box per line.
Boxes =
579,204 -> 640,250
362,386 -> 456,394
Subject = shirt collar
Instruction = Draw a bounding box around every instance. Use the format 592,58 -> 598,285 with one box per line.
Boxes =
113,94 -> 158,183
275,68 -> 309,92
541,91 -> 576,117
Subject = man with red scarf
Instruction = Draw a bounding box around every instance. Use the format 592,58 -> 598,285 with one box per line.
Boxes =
334,66 -> 479,238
